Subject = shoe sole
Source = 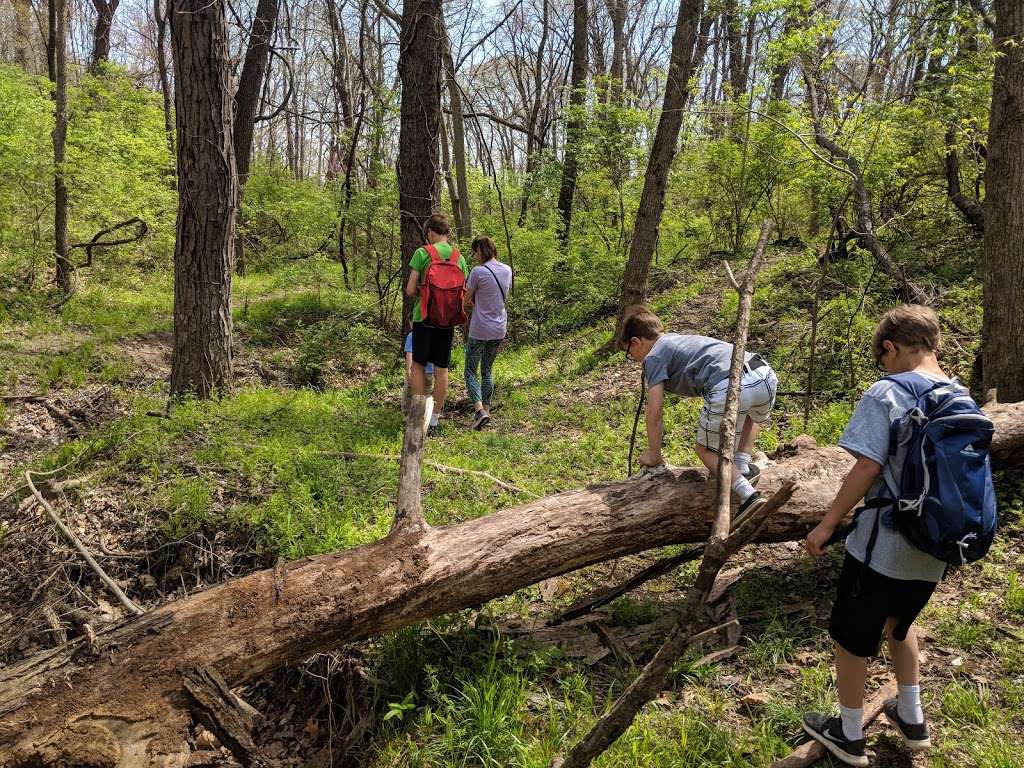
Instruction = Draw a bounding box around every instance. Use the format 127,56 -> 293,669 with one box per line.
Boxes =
802,722 -> 869,767
473,415 -> 490,430
883,710 -> 931,751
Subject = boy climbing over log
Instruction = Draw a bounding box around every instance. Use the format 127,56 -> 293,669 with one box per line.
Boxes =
618,304 -> 778,528
802,304 -> 997,766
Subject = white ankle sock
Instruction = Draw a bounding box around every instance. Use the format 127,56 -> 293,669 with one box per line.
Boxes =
897,684 -> 924,724
734,451 -> 751,472
429,413 -> 439,427
731,475 -> 755,502
839,704 -> 864,740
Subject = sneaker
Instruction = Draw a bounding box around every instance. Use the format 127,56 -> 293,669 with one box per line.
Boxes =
731,491 -> 766,531
882,698 -> 931,751
742,463 -> 761,486
427,423 -> 439,437
470,410 -> 490,430
802,713 -> 868,767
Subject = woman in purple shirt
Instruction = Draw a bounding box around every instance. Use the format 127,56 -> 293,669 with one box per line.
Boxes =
463,236 -> 512,429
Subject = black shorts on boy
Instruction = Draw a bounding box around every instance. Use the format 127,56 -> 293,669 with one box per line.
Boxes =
828,553 -> 937,657
412,322 -> 455,369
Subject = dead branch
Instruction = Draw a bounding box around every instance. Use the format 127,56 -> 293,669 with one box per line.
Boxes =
24,470 -> 143,616
68,216 -> 149,267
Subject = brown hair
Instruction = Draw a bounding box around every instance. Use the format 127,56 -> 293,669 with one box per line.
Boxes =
872,304 -> 942,362
425,212 -> 450,237
471,235 -> 498,262
617,305 -> 663,349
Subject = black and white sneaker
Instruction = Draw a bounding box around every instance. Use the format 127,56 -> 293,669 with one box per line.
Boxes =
470,410 -> 490,430
742,463 -> 761,486
427,423 -> 439,437
802,713 -> 868,767
731,491 -> 766,531
883,698 -> 931,751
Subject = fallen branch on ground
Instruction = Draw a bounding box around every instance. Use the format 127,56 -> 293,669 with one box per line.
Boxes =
24,470 -> 143,617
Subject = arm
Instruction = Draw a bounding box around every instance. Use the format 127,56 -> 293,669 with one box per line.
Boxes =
639,383 -> 665,467
405,269 -> 420,298
805,455 -> 883,555
463,284 -> 476,311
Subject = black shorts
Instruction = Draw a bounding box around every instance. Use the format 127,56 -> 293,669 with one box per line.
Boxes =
828,553 -> 937,658
411,322 -> 455,369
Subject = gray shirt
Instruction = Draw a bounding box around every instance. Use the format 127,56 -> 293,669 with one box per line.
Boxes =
467,260 -> 512,341
839,373 -> 955,582
644,334 -> 756,397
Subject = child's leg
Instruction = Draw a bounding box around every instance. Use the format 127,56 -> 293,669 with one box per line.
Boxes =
887,618 -> 925,724
410,362 -> 427,396
737,417 -> 761,456
433,367 -> 449,413
836,643 -> 869,709
480,340 -> 499,408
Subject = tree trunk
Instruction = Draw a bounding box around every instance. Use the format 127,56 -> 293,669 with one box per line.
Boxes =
606,0 -> 626,104
725,0 -> 745,96
168,0 -> 237,398
154,0 -> 175,157
231,0 -> 280,276
982,0 -> 1024,403
90,0 -> 119,70
556,0 -> 588,246
944,126 -> 985,235
399,0 -> 443,329
802,63 -> 929,305
13,0 -> 33,71
1,402 -> 1021,766
612,0 -> 704,340
442,37 -> 472,242
48,0 -> 71,297
517,0 -> 550,226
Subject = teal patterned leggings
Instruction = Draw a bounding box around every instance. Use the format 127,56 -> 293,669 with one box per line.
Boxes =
464,338 -> 501,406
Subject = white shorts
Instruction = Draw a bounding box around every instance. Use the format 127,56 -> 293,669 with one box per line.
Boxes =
696,364 -> 778,451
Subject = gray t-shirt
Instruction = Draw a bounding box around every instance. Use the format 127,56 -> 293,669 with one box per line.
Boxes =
643,334 -> 756,397
467,260 -> 512,341
838,373 -> 956,582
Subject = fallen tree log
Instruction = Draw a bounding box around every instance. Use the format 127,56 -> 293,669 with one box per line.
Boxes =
1,401 -> 1021,766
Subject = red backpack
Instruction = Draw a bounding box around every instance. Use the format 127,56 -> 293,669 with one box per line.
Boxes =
419,244 -> 468,328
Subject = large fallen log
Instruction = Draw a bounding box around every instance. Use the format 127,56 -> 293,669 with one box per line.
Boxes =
1,401 -> 1021,767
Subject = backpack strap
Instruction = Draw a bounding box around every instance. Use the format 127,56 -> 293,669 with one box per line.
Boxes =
424,243 -> 441,264
883,372 -> 947,404
483,263 -> 507,303
448,247 -> 461,264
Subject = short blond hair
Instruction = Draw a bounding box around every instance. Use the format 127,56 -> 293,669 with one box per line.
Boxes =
617,305 -> 663,349
872,304 -> 941,362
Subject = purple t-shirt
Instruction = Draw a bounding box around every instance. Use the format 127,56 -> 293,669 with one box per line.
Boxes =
467,260 -> 512,341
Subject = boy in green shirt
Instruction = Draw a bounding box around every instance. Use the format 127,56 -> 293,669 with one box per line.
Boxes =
404,212 -> 470,434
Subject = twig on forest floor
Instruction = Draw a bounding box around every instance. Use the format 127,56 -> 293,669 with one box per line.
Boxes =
24,470 -> 143,616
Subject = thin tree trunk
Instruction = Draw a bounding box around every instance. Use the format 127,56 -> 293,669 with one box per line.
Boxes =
612,0 -> 705,340
802,62 -> 928,305
606,0 -> 626,103
89,0 -> 119,70
168,0 -> 237,398
398,0 -> 443,329
48,0 -> 71,297
517,0 -> 550,225
442,36 -> 472,242
944,126 -> 985,235
154,0 -> 175,157
982,0 -> 1024,403
556,0 -> 588,246
13,0 -> 33,70
231,0 -> 280,276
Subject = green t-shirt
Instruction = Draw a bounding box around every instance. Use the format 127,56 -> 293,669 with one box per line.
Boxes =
409,242 -> 470,323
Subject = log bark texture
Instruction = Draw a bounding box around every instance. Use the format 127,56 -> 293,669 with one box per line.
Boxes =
1,403 -> 1021,766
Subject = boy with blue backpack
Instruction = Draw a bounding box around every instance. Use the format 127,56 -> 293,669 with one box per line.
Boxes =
802,304 -> 997,766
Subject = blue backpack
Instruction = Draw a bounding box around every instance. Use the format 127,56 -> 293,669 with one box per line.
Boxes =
859,373 -> 998,569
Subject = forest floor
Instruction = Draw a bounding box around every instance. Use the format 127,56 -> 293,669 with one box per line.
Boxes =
1,257 -> 1021,768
